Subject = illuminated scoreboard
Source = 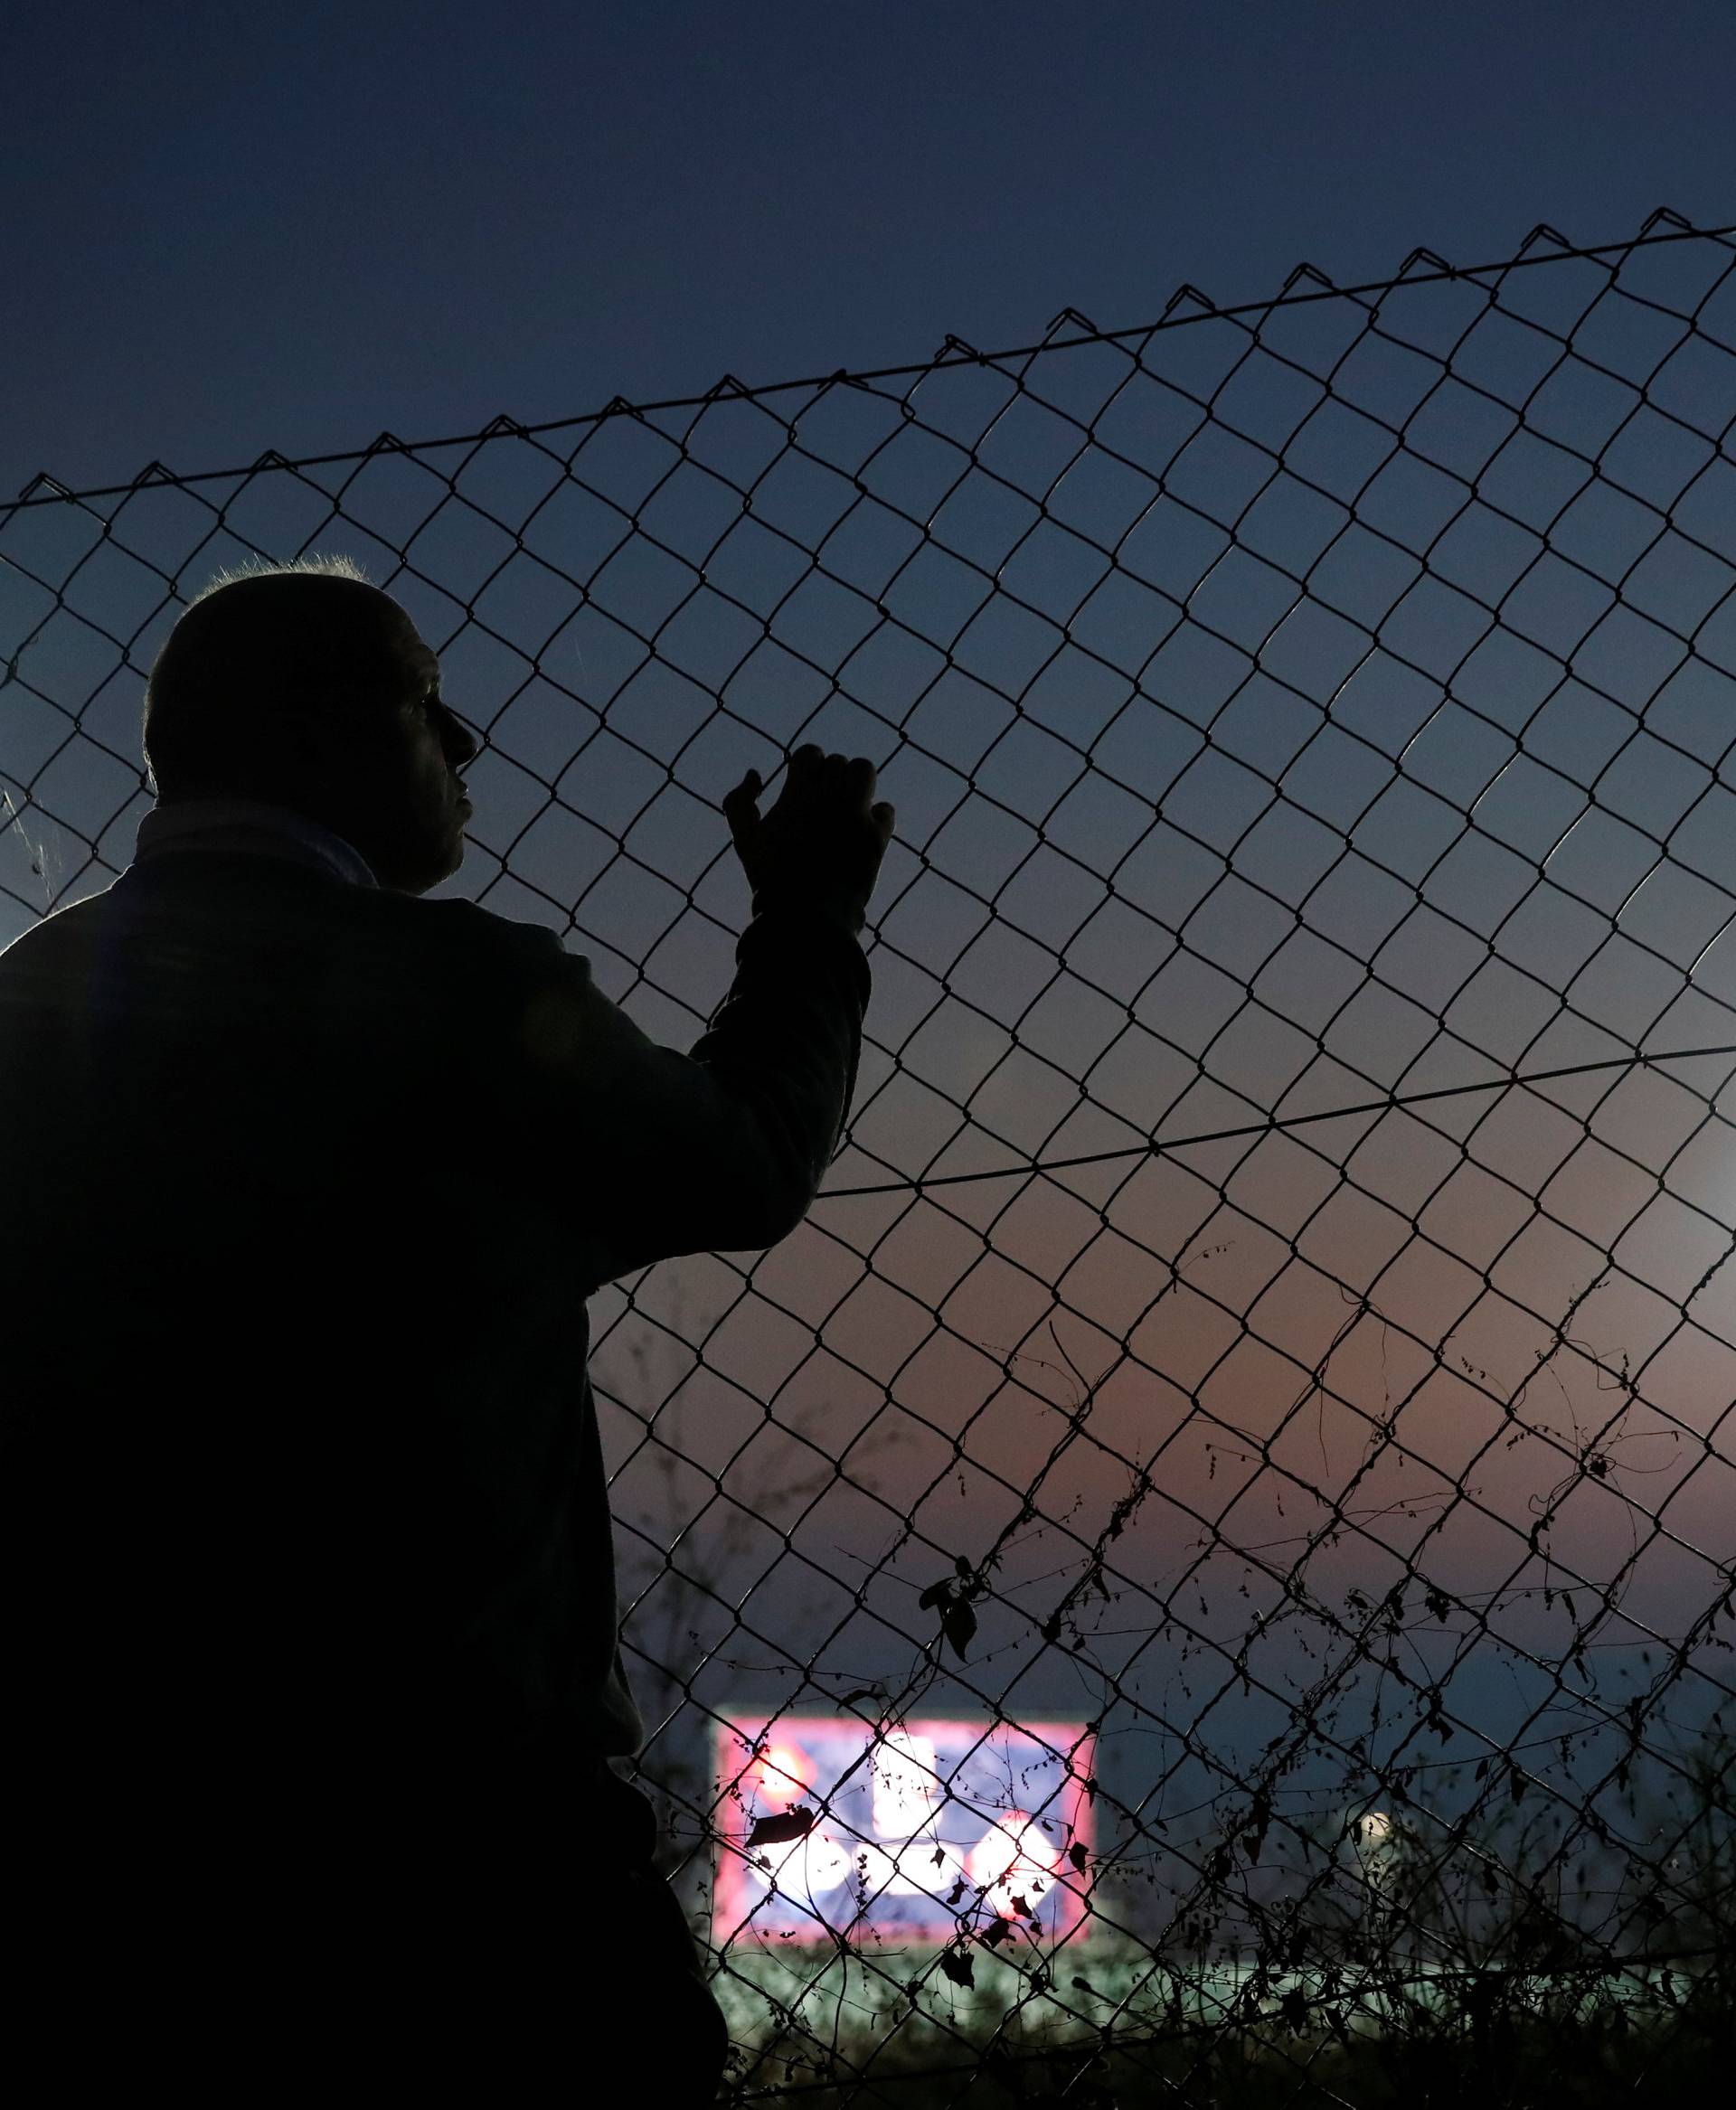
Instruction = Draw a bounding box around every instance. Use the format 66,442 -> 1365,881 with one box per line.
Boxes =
713,1714 -> 1095,1947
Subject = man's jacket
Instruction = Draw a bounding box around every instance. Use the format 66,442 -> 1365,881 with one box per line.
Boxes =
0,800 -> 869,1834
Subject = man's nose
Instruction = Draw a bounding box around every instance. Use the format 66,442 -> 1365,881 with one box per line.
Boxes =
445,715 -> 481,767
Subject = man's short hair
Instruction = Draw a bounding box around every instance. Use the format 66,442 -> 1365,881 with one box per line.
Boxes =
141,555 -> 392,800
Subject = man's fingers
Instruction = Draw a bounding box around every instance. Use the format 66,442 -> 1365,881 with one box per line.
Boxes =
746,747 -> 891,841
722,768 -> 760,852
722,768 -> 760,815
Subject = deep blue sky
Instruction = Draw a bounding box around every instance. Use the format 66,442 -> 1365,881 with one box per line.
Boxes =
5,1 -> 1731,501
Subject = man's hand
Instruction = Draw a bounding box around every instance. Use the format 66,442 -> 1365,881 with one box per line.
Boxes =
722,746 -> 896,918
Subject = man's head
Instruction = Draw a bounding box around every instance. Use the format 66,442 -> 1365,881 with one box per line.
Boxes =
142,558 -> 479,896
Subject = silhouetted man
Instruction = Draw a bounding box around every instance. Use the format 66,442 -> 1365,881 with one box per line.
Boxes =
0,559 -> 893,2100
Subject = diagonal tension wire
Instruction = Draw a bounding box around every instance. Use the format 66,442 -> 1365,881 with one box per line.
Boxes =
819,1043 -> 1736,1198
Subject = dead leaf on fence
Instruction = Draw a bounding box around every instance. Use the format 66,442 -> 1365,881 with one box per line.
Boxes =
941,1597 -> 977,1660
747,1805 -> 815,1850
938,1943 -> 976,1988
919,1575 -> 980,1659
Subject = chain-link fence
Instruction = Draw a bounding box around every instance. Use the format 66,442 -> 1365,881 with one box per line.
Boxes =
5,212 -> 1734,2104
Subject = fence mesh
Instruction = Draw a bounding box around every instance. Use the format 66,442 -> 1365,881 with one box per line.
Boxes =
4,212 -> 1734,2104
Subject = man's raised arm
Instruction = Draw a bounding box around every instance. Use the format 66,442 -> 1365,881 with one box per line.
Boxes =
505,745 -> 896,1289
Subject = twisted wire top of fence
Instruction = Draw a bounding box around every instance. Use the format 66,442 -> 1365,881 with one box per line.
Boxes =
5,210 -> 1735,2105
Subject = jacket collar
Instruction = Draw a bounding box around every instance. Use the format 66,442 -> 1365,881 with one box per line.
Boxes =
132,799 -> 379,890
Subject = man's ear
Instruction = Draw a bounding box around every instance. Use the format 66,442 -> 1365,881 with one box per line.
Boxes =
282,700 -> 356,779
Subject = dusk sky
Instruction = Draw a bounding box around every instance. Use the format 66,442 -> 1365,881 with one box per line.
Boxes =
5,0 -> 1733,499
